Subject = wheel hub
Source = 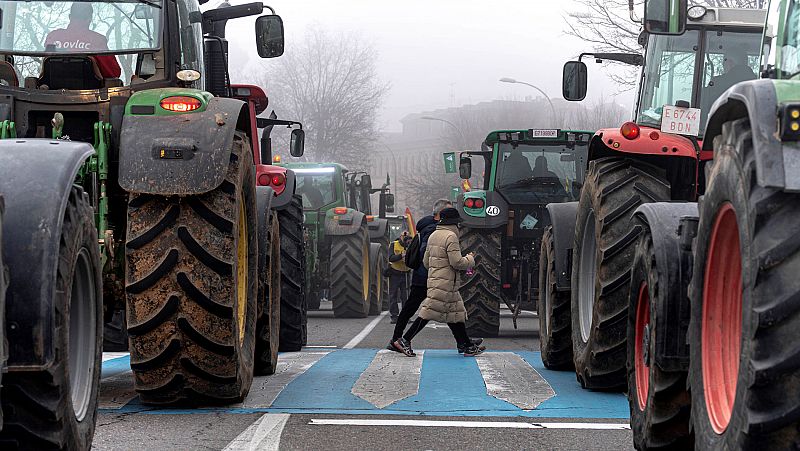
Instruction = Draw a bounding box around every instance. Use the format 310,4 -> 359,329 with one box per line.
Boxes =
634,282 -> 650,411
702,203 -> 742,434
70,247 -> 97,422
578,210 -> 597,343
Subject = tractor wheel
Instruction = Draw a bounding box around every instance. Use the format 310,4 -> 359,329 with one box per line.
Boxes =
368,243 -> 384,316
0,187 -> 102,449
571,157 -> 670,390
689,119 -> 800,449
330,227 -> 370,318
0,195 -> 5,428
627,224 -> 691,450
278,194 -> 307,352
125,134 -> 257,405
255,210 -> 281,375
461,227 -> 502,337
538,226 -> 573,370
103,308 -> 129,352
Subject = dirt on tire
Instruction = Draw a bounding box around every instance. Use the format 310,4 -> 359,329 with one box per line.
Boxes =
255,210 -> 281,375
571,157 -> 670,390
278,194 -> 307,352
124,134 -> 258,405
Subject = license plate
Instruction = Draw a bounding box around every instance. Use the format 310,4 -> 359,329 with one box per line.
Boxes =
661,105 -> 701,137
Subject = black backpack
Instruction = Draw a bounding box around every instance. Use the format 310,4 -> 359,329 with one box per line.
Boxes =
404,234 -> 422,269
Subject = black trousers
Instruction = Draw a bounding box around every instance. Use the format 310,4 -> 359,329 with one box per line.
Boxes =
403,317 -> 470,348
388,275 -> 407,318
391,285 -> 427,342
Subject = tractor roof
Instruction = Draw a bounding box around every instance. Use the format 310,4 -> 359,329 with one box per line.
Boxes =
282,162 -> 348,173
684,7 -> 765,29
484,129 -> 594,146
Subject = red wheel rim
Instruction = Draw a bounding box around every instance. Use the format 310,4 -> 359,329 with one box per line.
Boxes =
702,203 -> 742,434
635,282 -> 650,411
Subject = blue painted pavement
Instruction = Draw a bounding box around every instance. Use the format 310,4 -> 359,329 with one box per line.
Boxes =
99,349 -> 629,419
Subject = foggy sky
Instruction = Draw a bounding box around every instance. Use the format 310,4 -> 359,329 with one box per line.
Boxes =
222,0 -> 636,132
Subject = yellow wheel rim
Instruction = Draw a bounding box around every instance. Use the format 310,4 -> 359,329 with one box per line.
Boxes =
236,200 -> 247,348
376,259 -> 382,303
362,238 -> 369,303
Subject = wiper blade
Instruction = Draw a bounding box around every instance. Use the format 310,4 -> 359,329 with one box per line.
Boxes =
136,0 -> 162,9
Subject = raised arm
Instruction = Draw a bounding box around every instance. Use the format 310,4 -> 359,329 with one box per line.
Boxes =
446,235 -> 474,271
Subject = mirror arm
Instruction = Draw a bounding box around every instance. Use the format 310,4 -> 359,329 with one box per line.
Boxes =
628,0 -> 640,23
257,118 -> 303,129
579,52 -> 643,67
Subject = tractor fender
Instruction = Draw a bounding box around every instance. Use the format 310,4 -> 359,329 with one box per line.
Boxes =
544,201 -> 579,291
703,79 -> 800,192
588,125 -> 697,162
367,217 -> 389,242
632,202 -> 698,372
458,191 -> 509,229
118,96 -> 251,195
0,139 -> 94,369
271,169 -> 296,210
324,208 -> 366,236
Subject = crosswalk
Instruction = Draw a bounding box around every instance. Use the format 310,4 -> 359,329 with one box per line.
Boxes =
98,349 -> 629,418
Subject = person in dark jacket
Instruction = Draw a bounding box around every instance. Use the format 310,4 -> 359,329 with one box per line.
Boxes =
387,231 -> 412,323
387,199 -> 450,352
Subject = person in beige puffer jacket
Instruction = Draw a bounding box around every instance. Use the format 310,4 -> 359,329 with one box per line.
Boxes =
394,207 -> 486,357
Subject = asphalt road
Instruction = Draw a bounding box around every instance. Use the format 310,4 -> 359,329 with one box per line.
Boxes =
93,303 -> 633,450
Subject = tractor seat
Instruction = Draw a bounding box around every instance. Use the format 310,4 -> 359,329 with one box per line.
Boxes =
0,61 -> 18,87
38,56 -> 103,90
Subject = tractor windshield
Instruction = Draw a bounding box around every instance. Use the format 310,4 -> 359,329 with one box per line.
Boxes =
294,168 -> 337,210
495,142 -> 586,204
637,29 -> 761,135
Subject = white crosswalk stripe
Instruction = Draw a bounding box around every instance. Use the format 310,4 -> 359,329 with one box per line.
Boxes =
236,351 -> 330,408
351,350 -> 424,408
475,352 -> 555,410
223,414 -> 290,451
102,352 -> 129,363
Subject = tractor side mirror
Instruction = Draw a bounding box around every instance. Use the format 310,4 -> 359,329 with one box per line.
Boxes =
361,174 -> 372,191
290,129 -> 305,157
562,61 -> 588,101
255,15 -> 285,58
644,0 -> 687,35
459,156 -> 472,179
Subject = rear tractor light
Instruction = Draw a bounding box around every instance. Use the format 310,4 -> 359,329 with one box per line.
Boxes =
258,174 -> 270,186
334,207 -> 348,215
366,215 -> 375,222
620,121 -> 641,140
474,198 -> 485,209
271,173 -> 286,186
160,96 -> 202,112
464,198 -> 475,208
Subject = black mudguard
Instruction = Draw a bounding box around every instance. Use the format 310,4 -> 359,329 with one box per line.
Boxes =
632,202 -> 698,372
118,97 -> 249,195
544,202 -> 579,291
704,79 -> 800,192
0,139 -> 94,369
324,209 -> 366,236
271,170 -> 296,210
368,217 -> 389,242
458,191 -> 509,229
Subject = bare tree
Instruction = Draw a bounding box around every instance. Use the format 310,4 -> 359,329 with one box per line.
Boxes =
565,0 -> 767,88
244,26 -> 390,171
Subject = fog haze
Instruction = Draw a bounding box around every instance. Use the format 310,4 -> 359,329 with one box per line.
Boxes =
221,0 -> 635,131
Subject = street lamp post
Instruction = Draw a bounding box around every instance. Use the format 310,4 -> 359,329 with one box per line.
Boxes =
499,77 -> 557,121
421,115 -> 467,148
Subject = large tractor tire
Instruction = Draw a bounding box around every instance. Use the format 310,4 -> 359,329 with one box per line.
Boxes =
627,223 -> 691,450
278,195 -> 307,352
254,210 -> 281,375
0,187 -> 103,449
688,119 -> 800,449
571,157 -> 670,390
538,226 -> 573,370
0,195 -> 5,429
330,226 -> 370,318
368,243 -> 385,316
125,135 -> 258,405
461,227 -> 502,337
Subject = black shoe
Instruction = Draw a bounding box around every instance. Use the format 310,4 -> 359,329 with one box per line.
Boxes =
387,340 -> 402,353
463,344 -> 486,357
458,338 -> 484,354
392,338 -> 416,357
390,316 -> 398,324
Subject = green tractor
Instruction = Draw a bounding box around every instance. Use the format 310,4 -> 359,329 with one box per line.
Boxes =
284,163 -> 392,318
0,0 -> 297,447
456,129 -> 592,337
